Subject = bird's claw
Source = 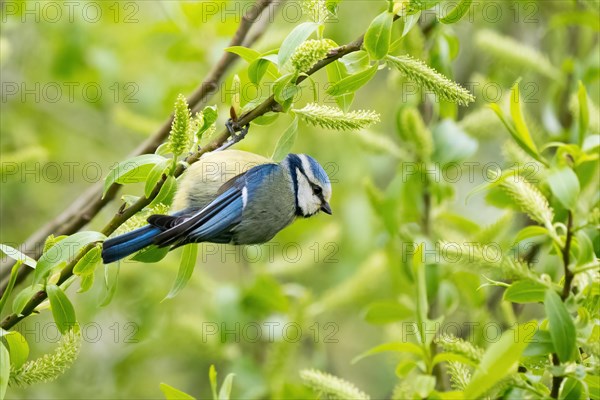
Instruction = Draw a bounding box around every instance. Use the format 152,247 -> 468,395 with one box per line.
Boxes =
217,118 -> 249,152
225,118 -> 249,143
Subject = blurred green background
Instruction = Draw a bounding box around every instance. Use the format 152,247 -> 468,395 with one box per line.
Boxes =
1,0 -> 598,398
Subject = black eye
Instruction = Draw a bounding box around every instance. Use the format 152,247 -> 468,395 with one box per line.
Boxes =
312,185 -> 322,196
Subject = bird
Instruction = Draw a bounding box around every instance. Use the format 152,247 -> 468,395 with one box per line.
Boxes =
101,150 -> 332,264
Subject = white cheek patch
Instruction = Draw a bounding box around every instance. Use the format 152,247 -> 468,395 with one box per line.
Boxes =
242,186 -> 248,209
298,154 -> 316,183
295,168 -> 320,216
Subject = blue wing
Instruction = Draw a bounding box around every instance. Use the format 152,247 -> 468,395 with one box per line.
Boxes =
150,163 -> 278,248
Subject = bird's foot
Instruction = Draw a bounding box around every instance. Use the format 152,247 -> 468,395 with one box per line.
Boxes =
217,118 -> 249,151
225,118 -> 249,143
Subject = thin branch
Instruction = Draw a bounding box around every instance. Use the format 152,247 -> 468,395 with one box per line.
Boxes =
0,0 -> 277,294
550,353 -> 562,398
1,11 -> 398,331
550,210 -> 574,398
561,211 -> 574,300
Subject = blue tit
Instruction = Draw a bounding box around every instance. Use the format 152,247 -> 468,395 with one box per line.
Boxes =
101,151 -> 332,263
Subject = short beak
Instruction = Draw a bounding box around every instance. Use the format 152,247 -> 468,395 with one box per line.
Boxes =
320,201 -> 332,215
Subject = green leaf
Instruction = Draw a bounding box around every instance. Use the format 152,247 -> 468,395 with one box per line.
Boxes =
273,73 -> 298,105
77,273 -> 95,294
131,245 -> 170,263
352,341 -> 424,364
326,0 -> 341,14
271,118 -> 298,162
411,375 -> 436,398
103,154 -> 166,198
439,0 -> 473,24
401,11 -> 421,37
248,58 -> 271,85
145,158 -> 170,198
513,225 -> 549,244
198,105 -> 218,136
560,377 -> 586,400
491,103 -> 540,164
363,301 -> 412,324
0,343 -> 8,400
584,374 -> 600,400
34,231 -> 106,285
254,112 -> 281,126
575,231 -> 595,267
442,31 -> 460,60
340,50 -> 370,74
99,262 -> 119,307
209,365 -> 218,400
218,373 -> 235,400
523,329 -> 554,357
364,11 -> 393,60
395,358 -> 419,377
0,244 -> 36,268
0,261 -> 22,315
0,329 -> 29,368
326,61 -> 354,111
464,323 -> 531,398
256,52 -> 280,81
163,245 -> 198,301
225,46 -> 261,63
504,280 -> 547,303
149,175 -> 178,207
159,383 -> 196,400
261,52 -> 279,66
326,64 -> 377,97
46,284 -> 76,334
12,284 -> 41,315
490,82 -> 544,164
577,81 -> 589,146
73,245 -> 102,276
429,390 -> 467,400
547,166 -> 580,210
545,289 -> 577,362
155,143 -> 171,156
278,22 -> 319,68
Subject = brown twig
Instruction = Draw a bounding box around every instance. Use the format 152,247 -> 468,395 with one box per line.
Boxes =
1,11 -> 397,331
550,210 -> 574,398
0,0 -> 277,295
550,353 -> 562,398
561,211 -> 574,300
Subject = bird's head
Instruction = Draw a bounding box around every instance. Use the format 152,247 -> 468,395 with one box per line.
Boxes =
284,154 -> 332,218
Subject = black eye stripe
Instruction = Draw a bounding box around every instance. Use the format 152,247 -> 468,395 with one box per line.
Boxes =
292,158 -> 323,196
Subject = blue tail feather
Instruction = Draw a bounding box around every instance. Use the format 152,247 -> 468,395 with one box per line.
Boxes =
101,225 -> 162,264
